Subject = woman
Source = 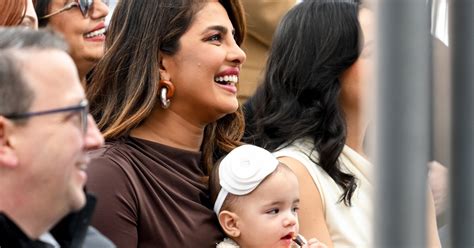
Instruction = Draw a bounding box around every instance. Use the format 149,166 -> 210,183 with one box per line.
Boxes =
35,0 -> 109,84
0,0 -> 38,28
244,0 -> 441,247
85,0 -> 246,247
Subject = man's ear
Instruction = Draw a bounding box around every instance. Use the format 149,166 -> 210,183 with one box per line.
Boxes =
218,210 -> 241,238
0,117 -> 19,168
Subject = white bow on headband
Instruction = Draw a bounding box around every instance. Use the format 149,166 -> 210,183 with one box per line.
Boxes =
213,144 -> 279,213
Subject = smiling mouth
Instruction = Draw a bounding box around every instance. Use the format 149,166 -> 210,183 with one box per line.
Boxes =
84,28 -> 106,39
214,75 -> 238,85
76,156 -> 90,171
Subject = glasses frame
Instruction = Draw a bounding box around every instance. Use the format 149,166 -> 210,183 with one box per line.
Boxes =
4,99 -> 89,135
40,0 -> 93,19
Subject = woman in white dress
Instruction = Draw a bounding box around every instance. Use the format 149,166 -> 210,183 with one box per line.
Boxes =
243,0 -> 441,247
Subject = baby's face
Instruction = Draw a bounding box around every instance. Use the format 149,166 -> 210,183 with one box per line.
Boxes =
234,168 -> 300,248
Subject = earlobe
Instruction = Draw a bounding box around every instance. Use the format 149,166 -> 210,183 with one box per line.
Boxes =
0,117 -> 18,168
218,210 -> 241,238
0,147 -> 19,168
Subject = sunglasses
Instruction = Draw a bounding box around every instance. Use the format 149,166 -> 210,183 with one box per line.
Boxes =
40,0 -> 104,19
4,99 -> 89,135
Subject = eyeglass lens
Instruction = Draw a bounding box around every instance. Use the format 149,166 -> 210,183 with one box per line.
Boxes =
77,0 -> 92,16
81,103 -> 89,135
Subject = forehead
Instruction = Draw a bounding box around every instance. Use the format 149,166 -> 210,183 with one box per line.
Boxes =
50,0 -> 68,5
190,1 -> 233,30
19,49 -> 84,108
244,168 -> 299,202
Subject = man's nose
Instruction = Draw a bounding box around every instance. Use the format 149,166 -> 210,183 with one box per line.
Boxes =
84,114 -> 104,150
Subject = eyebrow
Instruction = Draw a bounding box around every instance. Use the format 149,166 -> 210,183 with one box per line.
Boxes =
264,199 -> 300,207
202,25 -> 235,36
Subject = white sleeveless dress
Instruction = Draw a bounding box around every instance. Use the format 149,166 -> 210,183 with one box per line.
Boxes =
273,138 -> 373,248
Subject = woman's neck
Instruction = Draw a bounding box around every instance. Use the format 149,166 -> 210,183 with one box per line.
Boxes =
80,77 -> 87,88
344,109 -> 368,157
75,59 -> 95,88
130,108 -> 205,152
77,64 -> 88,83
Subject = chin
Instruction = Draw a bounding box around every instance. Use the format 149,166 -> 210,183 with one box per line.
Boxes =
222,99 -> 239,114
69,188 -> 87,211
217,106 -> 239,120
84,52 -> 103,63
205,99 -> 239,123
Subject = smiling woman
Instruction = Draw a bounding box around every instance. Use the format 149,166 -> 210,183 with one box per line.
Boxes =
84,0 -> 246,247
34,0 -> 109,84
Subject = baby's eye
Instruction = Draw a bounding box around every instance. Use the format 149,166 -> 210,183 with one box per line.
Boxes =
292,206 -> 300,214
266,208 -> 280,214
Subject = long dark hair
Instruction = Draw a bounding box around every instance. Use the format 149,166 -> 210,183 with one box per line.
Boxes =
87,0 -> 246,174
244,0 -> 362,205
34,0 -> 50,27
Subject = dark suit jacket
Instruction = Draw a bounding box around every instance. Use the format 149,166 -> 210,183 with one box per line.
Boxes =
0,194 -> 114,248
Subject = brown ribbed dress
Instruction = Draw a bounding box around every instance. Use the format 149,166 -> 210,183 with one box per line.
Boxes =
86,136 -> 224,248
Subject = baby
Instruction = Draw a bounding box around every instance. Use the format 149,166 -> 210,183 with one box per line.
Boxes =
209,144 -> 326,248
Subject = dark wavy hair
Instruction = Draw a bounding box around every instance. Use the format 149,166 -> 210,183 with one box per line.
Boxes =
244,0 -> 362,206
34,0 -> 51,27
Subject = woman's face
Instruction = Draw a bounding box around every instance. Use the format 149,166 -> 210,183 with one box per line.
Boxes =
20,0 -> 38,29
160,0 -> 246,124
339,8 -> 375,118
46,0 -> 109,77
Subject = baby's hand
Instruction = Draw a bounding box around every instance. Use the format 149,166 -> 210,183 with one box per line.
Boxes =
302,238 -> 327,248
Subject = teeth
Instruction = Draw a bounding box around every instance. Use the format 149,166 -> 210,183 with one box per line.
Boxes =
214,75 -> 238,84
78,163 -> 87,171
84,27 -> 106,38
77,157 -> 90,171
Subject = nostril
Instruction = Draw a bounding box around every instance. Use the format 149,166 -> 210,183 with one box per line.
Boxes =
232,58 -> 242,65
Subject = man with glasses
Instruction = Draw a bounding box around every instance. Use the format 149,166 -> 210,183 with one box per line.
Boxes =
0,28 -> 110,247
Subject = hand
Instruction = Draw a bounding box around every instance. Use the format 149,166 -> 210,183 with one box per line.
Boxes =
302,238 -> 328,248
428,161 -> 448,216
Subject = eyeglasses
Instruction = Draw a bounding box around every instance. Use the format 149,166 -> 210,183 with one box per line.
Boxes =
4,99 -> 89,135
40,0 -> 94,19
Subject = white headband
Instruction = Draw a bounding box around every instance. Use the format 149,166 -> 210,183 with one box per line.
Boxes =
213,144 -> 279,213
